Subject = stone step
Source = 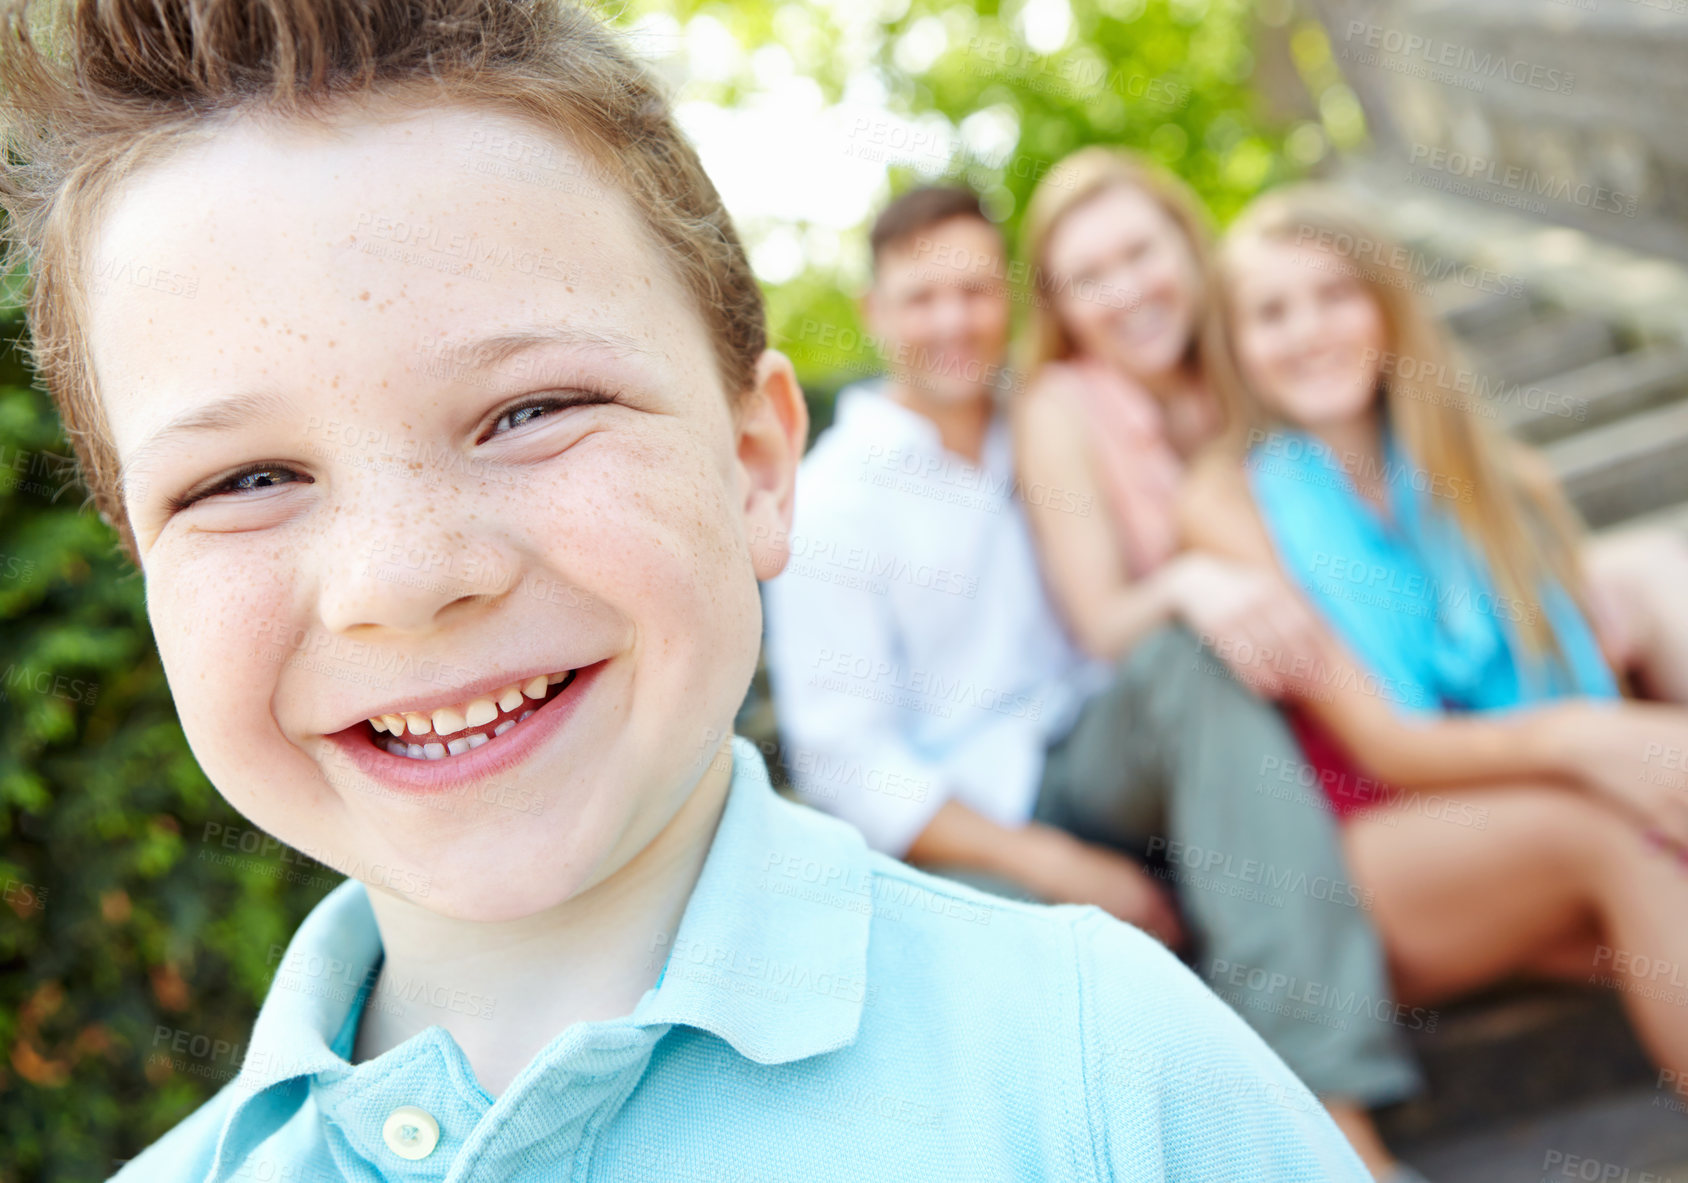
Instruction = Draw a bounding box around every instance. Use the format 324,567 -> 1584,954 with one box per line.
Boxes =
1394,1085 -> 1688,1183
1426,279 -> 1537,346
1374,984 -> 1659,1150
1333,163 -> 1688,349
1498,346 -> 1688,445
1542,397 -> 1688,529
1462,309 -> 1621,389
1599,493 -> 1688,539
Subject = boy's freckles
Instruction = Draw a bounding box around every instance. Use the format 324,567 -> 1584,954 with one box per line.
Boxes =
80,101 -> 765,921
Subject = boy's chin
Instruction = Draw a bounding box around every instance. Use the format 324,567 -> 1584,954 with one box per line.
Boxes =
363,847 -> 608,924
324,783 -> 613,922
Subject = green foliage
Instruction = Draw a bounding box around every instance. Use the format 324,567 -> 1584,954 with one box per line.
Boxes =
881,0 -> 1291,223
0,2 -> 1303,1177
0,309 -> 338,1178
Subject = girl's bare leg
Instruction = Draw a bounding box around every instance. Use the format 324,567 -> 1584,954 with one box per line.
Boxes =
1344,783 -> 1688,1074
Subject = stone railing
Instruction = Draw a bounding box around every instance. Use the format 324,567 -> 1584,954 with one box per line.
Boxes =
1304,0 -> 1688,263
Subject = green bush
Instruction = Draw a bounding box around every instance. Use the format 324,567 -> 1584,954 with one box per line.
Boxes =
0,313 -> 338,1177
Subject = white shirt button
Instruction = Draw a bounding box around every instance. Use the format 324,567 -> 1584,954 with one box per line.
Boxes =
382,1105 -> 440,1160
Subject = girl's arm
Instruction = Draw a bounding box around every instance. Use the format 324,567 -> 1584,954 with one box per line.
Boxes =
1014,373 -> 1327,692
1010,377 -> 1182,661
1178,450 -> 1583,790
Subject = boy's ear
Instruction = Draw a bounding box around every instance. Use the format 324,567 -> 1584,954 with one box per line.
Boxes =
738,348 -> 808,581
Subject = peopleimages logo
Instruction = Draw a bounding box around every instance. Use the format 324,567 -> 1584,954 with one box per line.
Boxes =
1407,145 -> 1638,218
1343,21 -> 1576,94
1365,347 -> 1587,423
1293,225 -> 1525,298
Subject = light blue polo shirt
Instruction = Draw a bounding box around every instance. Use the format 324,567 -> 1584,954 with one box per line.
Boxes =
112,737 -> 1369,1181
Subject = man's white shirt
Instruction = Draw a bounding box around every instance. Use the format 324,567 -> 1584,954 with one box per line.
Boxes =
762,380 -> 1109,856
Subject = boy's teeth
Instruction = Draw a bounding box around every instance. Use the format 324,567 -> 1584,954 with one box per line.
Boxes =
367,669 -> 578,759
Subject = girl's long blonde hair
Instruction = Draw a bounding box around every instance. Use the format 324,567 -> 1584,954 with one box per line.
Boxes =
1205,184 -> 1591,659
1019,146 -> 1215,376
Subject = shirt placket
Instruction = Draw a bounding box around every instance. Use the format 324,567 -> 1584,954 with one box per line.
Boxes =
441,1025 -> 666,1183
312,1033 -> 489,1182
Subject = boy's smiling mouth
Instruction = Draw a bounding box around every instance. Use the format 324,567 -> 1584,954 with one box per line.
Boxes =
368,669 -> 577,760
320,659 -> 612,792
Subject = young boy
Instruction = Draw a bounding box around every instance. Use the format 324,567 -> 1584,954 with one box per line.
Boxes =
0,0 -> 1369,1177
762,187 -> 1426,1178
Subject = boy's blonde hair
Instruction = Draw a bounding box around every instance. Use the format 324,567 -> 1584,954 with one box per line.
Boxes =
0,0 -> 766,562
1204,183 -> 1590,660
1018,145 -> 1215,376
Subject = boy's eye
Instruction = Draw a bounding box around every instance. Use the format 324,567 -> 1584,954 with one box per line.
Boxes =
482,391 -> 615,442
492,401 -> 556,435
169,464 -> 309,512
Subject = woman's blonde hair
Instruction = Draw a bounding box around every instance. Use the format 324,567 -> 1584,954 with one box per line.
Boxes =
0,0 -> 765,562
1205,183 -> 1590,658
1019,145 -> 1215,376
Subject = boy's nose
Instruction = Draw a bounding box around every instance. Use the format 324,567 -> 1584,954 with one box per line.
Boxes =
310,485 -> 522,635
316,544 -> 517,634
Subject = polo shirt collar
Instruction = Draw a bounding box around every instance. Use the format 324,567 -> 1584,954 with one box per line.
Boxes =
207,735 -> 872,1173
633,735 -> 873,1063
207,872 -> 383,1177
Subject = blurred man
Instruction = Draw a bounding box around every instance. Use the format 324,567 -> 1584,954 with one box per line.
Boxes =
763,186 -> 1175,928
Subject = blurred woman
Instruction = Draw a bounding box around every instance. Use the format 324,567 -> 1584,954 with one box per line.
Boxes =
1016,148 -> 1321,687
1015,149 -> 1427,1183
1184,184 -> 1688,1084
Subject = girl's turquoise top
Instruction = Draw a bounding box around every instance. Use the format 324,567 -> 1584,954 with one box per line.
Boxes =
1245,425 -> 1617,715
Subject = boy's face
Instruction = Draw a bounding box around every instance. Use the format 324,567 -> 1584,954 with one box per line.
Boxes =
863,215 -> 1010,405
84,103 -> 802,921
